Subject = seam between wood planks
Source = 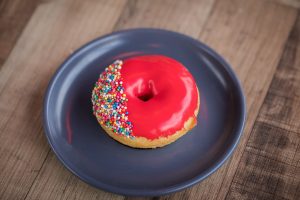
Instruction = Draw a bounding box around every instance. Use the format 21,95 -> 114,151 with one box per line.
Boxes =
269,0 -> 300,9
23,149 -> 51,200
0,0 -> 41,69
197,0 -> 218,38
113,0 -> 134,31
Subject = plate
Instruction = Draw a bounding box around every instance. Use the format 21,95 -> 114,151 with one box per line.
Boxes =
44,28 -> 246,196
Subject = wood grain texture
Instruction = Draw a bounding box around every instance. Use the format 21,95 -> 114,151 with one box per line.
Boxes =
26,153 -> 124,200
272,0 -> 300,8
114,0 -> 216,37
0,0 -> 40,67
0,0 -> 126,200
0,0 -> 299,199
226,15 -> 300,200
160,1 -> 297,199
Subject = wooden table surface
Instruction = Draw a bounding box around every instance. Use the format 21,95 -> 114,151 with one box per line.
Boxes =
1,0 -> 300,199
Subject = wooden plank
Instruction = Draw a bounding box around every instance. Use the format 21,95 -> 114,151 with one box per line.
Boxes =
114,0 -> 216,38
226,15 -> 300,200
272,0 -> 300,8
25,0 -> 216,200
0,0 -> 126,200
160,0 -> 297,199
227,150 -> 299,200
26,152 -> 124,200
0,0 -> 40,67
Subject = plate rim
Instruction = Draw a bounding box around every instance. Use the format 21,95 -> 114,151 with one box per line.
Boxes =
43,28 -> 246,197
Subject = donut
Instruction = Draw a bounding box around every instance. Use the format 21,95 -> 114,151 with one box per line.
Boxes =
92,55 -> 200,148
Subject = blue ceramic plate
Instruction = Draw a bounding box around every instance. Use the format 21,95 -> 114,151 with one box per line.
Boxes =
44,29 -> 246,196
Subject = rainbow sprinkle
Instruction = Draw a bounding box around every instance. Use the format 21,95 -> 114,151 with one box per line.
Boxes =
92,60 -> 133,138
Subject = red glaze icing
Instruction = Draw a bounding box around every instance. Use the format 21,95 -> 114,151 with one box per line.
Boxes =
121,55 -> 199,140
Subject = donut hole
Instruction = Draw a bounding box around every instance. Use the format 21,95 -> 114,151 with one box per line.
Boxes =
137,90 -> 154,102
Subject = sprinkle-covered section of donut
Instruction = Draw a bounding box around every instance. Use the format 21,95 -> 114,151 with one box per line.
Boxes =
92,60 -> 133,138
